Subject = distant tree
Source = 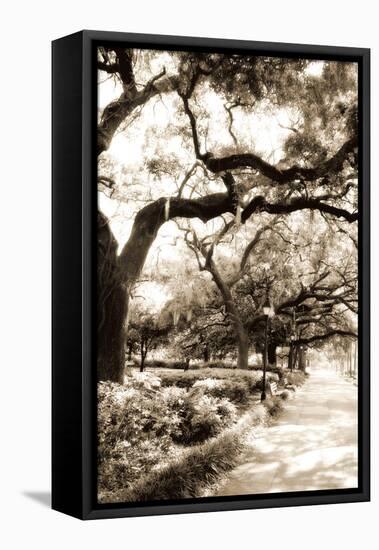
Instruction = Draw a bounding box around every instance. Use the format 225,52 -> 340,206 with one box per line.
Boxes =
125,327 -> 139,362
129,307 -> 170,372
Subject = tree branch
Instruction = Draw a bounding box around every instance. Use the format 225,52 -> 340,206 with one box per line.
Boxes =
296,330 -> 357,345
97,66 -> 178,156
204,136 -> 358,183
97,61 -> 120,74
242,195 -> 357,223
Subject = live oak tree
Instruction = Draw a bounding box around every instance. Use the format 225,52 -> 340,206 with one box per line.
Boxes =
179,217 -> 282,369
97,48 -> 358,382
177,211 -> 357,369
237,219 -> 358,366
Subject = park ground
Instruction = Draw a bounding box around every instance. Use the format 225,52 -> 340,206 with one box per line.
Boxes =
217,365 -> 358,496
98,362 -> 358,503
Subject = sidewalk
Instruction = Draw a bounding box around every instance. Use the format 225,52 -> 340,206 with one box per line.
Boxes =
217,367 -> 358,496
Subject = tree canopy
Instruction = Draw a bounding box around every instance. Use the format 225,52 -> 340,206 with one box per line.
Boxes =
96,47 -> 358,381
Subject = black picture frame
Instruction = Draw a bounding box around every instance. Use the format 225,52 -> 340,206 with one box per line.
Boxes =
52,30 -> 370,520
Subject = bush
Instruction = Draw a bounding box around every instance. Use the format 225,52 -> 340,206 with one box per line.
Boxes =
145,359 -> 168,369
255,372 -> 280,392
285,371 -> 306,387
161,385 -> 188,407
280,389 -> 291,401
104,405 -> 269,503
132,358 -> 203,370
160,368 -> 263,393
97,380 -> 180,494
173,391 -> 237,444
248,363 -> 284,377
229,371 -> 262,392
160,371 -> 200,388
263,396 -> 285,418
110,430 -> 244,503
201,360 -> 235,369
194,378 -> 251,404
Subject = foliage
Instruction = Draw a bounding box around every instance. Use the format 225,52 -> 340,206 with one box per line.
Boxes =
101,404 -> 269,503
97,378 -> 180,494
128,305 -> 170,370
194,378 -> 251,404
263,396 -> 285,418
249,363 -> 284,378
132,358 -> 201,370
159,367 -> 267,393
285,371 -> 306,387
280,389 -> 291,401
172,390 -> 237,444
105,431 -> 244,503
203,360 -> 234,369
97,371 -> 246,497
97,47 -> 358,500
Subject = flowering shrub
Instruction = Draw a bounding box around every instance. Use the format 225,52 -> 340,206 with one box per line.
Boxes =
193,378 -> 224,391
97,374 -> 240,497
98,380 -> 180,494
161,384 -> 237,443
160,371 -> 201,389
173,391 -> 237,444
126,370 -> 162,390
160,368 -> 264,393
194,377 -> 251,404
161,385 -> 187,408
280,389 -> 291,400
263,396 -> 285,417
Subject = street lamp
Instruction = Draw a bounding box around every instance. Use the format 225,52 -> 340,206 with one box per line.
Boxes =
288,308 -> 297,372
261,296 -> 274,401
263,298 -> 271,317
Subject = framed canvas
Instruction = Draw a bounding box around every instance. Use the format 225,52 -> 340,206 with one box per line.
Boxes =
52,30 -> 370,520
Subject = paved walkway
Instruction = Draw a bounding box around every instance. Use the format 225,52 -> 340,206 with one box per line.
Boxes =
217,367 -> 358,495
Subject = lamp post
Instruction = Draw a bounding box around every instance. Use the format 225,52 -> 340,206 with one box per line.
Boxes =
288,308 -> 297,372
261,296 -> 274,401
289,334 -> 296,371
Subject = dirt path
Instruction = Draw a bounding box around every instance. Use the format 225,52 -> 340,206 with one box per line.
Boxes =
217,367 -> 358,496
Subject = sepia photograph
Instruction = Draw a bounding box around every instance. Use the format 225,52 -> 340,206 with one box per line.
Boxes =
96,45 -> 359,505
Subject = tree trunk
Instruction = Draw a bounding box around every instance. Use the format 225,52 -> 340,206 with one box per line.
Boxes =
288,344 -> 293,371
298,347 -> 306,371
140,345 -> 146,372
127,342 -> 133,362
268,341 -> 277,366
205,257 -> 249,369
97,283 -> 128,383
203,345 -> 209,363
97,212 -> 129,383
236,328 -> 249,369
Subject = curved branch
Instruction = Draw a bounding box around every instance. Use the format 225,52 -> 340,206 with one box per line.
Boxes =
97,61 -> 119,74
98,69 -> 179,156
224,102 -> 239,147
118,193 -> 233,283
118,185 -> 357,287
242,195 -> 357,223
205,136 -> 358,183
180,94 -> 204,160
296,330 -> 357,345
113,48 -> 136,91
